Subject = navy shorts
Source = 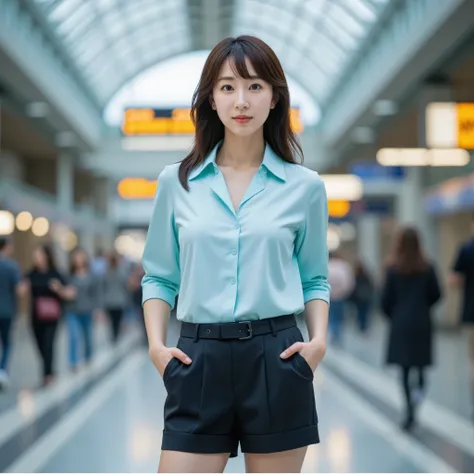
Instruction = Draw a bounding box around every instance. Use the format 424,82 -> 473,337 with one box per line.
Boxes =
161,314 -> 319,457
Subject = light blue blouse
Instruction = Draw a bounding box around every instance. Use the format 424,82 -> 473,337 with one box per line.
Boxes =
141,142 -> 331,323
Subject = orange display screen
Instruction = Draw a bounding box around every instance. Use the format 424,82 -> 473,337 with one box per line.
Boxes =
457,103 -> 474,149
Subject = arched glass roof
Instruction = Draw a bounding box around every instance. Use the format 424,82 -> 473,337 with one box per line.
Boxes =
32,0 -> 391,109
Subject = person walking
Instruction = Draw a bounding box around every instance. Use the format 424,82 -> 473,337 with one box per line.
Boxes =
26,244 -> 75,386
381,227 -> 442,431
0,237 -> 25,390
66,247 -> 100,371
142,35 -> 330,473
449,212 -> 474,420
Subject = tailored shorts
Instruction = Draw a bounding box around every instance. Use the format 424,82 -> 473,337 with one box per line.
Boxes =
161,314 -> 319,457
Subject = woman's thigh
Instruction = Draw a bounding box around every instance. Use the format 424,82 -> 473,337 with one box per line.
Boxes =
158,451 -> 229,473
245,447 -> 307,473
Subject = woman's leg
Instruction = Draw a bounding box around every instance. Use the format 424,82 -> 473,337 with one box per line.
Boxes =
79,314 -> 94,363
43,322 -> 58,383
329,300 -> 344,345
66,313 -> 79,369
400,366 -> 414,429
245,447 -> 307,473
32,321 -> 47,381
109,309 -> 123,344
158,451 -> 229,473
0,319 -> 13,372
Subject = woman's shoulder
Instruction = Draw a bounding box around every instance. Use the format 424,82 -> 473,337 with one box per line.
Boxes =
284,164 -> 325,193
158,163 -> 180,184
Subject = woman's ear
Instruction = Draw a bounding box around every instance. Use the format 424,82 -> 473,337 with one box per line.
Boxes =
209,96 -> 216,110
270,95 -> 278,109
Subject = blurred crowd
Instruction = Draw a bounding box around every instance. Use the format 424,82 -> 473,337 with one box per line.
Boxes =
0,239 -> 145,389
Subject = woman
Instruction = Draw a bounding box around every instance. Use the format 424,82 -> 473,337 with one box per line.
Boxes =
142,36 -> 330,473
101,252 -> 130,344
381,227 -> 442,431
66,247 -> 100,371
327,251 -> 354,346
26,244 -> 75,386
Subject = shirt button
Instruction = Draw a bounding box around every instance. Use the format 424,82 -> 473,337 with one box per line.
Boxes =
230,278 -> 236,285
231,249 -> 237,255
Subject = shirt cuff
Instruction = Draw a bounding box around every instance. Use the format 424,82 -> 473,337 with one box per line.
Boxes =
142,285 -> 177,310
303,289 -> 331,306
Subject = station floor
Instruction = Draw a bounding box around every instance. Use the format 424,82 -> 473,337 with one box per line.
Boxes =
0,312 -> 473,473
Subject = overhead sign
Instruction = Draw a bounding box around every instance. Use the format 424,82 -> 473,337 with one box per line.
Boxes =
426,102 -> 474,149
118,178 -> 157,199
350,162 -> 404,180
121,107 -> 304,136
328,200 -> 350,218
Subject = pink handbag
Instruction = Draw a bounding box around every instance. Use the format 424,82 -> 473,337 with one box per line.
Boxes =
35,297 -> 61,321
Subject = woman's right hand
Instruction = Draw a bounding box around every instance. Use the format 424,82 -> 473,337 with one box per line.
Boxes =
149,344 -> 192,378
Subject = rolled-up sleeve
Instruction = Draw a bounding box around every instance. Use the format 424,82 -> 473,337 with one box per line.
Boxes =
295,174 -> 331,305
141,166 -> 180,309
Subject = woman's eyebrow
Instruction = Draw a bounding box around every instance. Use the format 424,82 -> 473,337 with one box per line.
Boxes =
217,75 -> 261,82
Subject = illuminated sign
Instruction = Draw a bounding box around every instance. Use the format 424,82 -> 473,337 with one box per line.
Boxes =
426,102 -> 474,149
376,148 -> 470,167
121,107 -> 304,136
328,200 -> 350,218
457,103 -> 474,149
118,178 -> 158,199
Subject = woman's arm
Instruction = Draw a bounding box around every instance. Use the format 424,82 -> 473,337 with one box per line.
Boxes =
281,175 -> 330,369
141,166 -> 188,375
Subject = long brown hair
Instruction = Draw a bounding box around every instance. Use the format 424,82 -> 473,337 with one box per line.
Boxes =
178,35 -> 303,191
387,227 -> 429,274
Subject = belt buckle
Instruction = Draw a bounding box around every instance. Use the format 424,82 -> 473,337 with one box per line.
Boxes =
238,321 -> 252,340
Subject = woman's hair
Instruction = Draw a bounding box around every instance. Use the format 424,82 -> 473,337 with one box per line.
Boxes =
108,251 -> 120,270
178,35 -> 303,190
387,227 -> 429,274
35,244 -> 58,272
69,247 -> 90,275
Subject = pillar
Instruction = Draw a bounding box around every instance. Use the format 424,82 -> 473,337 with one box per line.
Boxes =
357,214 -> 382,281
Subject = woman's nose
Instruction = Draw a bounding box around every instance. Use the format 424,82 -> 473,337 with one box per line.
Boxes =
235,90 -> 249,109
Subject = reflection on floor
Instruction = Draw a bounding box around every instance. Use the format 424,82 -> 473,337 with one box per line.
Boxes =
0,314 -> 473,473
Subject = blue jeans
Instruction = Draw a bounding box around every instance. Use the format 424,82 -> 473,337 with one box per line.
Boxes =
66,313 -> 93,368
329,300 -> 345,345
0,319 -> 12,371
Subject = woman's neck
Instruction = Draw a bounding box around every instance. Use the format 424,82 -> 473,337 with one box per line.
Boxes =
216,133 -> 265,170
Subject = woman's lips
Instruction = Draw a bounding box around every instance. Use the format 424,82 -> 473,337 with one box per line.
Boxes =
233,117 -> 252,124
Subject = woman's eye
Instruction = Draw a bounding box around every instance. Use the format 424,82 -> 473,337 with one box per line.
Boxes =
250,83 -> 262,90
221,85 -> 233,91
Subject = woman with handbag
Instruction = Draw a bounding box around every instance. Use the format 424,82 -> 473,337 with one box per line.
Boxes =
25,244 -> 76,387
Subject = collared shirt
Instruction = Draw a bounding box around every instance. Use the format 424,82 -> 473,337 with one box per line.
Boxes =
141,142 -> 331,323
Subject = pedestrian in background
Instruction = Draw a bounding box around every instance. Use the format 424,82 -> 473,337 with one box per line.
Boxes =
381,227 -> 441,431
0,237 -> 26,390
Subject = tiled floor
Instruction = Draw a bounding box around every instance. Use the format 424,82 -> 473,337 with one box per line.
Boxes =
340,312 -> 473,419
1,312 -> 472,473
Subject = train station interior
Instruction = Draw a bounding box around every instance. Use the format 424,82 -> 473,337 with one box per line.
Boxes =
1,0 -> 474,472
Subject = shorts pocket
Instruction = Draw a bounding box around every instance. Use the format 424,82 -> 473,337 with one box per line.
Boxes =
163,356 -> 179,384
292,352 -> 314,381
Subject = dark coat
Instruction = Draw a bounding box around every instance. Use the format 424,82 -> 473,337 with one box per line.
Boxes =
381,264 -> 441,368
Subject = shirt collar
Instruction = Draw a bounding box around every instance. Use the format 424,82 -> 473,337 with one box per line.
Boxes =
189,141 -> 287,182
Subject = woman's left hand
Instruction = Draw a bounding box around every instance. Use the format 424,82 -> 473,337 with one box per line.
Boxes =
280,338 -> 327,372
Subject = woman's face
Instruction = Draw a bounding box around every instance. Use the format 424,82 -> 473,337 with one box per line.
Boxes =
73,249 -> 87,269
212,57 -> 275,138
33,247 -> 47,269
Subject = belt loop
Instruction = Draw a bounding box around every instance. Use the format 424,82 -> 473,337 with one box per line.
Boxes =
269,319 -> 277,337
194,323 -> 200,342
